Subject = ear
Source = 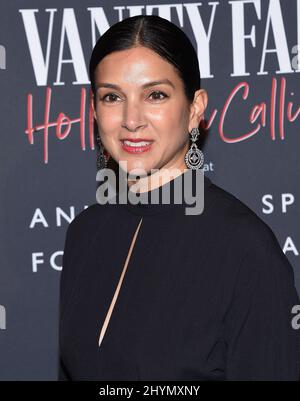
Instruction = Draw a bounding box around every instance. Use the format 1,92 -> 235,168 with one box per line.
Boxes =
188,89 -> 208,132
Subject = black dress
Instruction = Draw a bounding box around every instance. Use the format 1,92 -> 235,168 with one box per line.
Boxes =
58,169 -> 300,381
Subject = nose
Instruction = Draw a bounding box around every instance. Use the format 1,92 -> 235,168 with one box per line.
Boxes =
122,98 -> 146,132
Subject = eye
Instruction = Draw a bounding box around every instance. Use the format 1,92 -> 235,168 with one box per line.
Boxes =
100,93 -> 120,103
148,91 -> 168,101
99,91 -> 168,103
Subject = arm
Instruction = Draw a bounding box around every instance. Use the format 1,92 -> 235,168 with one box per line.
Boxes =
57,221 -> 77,381
56,204 -> 111,381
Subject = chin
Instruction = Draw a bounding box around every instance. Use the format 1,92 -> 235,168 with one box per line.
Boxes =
127,167 -> 152,179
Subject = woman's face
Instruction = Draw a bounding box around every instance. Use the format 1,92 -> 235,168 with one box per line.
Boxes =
92,46 -> 207,177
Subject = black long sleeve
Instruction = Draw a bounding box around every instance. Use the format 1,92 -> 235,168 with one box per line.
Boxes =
224,225 -> 300,380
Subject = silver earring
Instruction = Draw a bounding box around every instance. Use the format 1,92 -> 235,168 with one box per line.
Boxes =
96,135 -> 107,170
184,127 -> 204,169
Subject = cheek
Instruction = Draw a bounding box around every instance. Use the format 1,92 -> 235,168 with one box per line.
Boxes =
147,106 -> 171,121
148,106 -> 189,136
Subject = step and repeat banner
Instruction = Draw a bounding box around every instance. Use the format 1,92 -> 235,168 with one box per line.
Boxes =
0,0 -> 299,380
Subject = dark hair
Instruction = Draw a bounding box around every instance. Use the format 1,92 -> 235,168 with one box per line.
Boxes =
89,15 -> 201,106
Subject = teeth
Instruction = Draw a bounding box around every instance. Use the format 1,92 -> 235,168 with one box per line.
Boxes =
123,140 -> 152,147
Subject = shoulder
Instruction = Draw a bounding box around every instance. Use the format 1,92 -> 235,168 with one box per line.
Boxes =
207,177 -> 297,285
66,202 -> 111,236
59,203 -> 108,317
61,203 -> 110,276
203,175 -> 292,282
61,203 -> 116,257
204,179 -> 299,311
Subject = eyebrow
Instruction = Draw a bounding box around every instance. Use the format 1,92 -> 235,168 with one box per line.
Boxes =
96,79 -> 175,91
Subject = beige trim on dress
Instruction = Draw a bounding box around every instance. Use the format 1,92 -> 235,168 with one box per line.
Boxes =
98,218 -> 143,347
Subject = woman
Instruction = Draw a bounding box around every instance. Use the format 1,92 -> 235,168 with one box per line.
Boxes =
58,15 -> 300,381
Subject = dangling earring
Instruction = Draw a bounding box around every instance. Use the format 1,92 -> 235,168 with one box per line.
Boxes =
184,127 -> 204,169
96,134 -> 107,170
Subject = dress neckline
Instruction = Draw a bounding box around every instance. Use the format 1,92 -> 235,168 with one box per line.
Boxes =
116,168 -> 212,217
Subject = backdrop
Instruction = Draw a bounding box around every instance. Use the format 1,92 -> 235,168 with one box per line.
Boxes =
0,0 -> 299,380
